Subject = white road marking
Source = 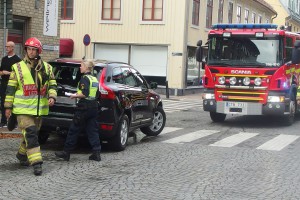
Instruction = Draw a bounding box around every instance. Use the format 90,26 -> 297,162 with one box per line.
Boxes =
209,132 -> 258,147
162,130 -> 219,144
256,134 -> 300,151
160,127 -> 183,135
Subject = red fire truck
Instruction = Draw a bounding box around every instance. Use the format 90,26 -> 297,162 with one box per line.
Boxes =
196,24 -> 300,125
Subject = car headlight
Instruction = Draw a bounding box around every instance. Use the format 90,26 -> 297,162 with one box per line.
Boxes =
202,93 -> 215,100
254,77 -> 262,86
243,77 -> 250,86
268,96 -> 285,102
218,76 -> 225,84
229,77 -> 237,85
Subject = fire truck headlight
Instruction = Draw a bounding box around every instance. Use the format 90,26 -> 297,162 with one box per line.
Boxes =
229,77 -> 237,85
218,76 -> 225,84
202,93 -> 215,100
243,77 -> 250,86
268,96 -> 285,103
254,77 -> 262,86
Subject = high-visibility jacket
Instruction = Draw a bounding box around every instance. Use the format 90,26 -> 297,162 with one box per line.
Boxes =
77,74 -> 98,100
8,61 -> 57,116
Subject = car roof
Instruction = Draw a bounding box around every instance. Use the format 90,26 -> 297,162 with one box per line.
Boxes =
50,58 -> 129,67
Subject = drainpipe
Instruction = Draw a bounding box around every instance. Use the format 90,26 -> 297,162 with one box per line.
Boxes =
271,13 -> 277,23
182,0 -> 190,92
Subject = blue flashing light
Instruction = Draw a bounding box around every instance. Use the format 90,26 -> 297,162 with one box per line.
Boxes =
211,24 -> 278,29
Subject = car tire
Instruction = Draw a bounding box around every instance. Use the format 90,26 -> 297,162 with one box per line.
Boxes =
282,93 -> 296,126
38,131 -> 49,145
110,114 -> 129,151
140,106 -> 166,136
210,112 -> 226,122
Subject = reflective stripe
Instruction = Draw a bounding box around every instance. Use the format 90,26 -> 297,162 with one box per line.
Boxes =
28,152 -> 42,162
15,94 -> 46,99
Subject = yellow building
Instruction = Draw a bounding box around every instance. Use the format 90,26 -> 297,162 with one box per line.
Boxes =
266,0 -> 300,33
60,0 -> 276,95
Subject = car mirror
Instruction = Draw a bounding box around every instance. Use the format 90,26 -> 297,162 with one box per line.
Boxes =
150,82 -> 158,89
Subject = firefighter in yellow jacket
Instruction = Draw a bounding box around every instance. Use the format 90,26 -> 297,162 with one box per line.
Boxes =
4,37 -> 57,176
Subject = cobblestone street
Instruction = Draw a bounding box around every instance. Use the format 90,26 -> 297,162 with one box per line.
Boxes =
1,130 -> 300,200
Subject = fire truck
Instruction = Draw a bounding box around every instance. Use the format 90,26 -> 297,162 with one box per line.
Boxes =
196,24 -> 300,125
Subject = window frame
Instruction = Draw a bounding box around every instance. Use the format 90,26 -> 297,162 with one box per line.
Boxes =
206,0 -> 213,28
100,0 -> 122,24
228,1 -> 233,24
61,0 -> 74,22
244,9 -> 249,24
218,0 -> 224,23
252,12 -> 256,23
236,5 -> 241,23
140,0 -> 164,24
192,0 -> 200,26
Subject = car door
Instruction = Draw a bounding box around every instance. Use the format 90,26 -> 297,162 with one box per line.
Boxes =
120,66 -> 147,126
129,67 -> 153,123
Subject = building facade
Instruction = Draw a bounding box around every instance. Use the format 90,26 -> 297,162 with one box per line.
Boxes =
0,0 -> 60,61
60,0 -> 276,95
266,0 -> 300,33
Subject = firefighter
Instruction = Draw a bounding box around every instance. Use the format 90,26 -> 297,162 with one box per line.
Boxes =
4,37 -> 57,176
55,60 -> 101,162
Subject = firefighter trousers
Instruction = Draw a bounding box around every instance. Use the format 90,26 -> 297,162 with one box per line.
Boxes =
16,115 -> 43,166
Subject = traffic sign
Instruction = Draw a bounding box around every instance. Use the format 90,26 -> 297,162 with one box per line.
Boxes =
83,34 -> 90,46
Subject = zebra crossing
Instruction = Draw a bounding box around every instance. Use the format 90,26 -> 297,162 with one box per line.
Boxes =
163,99 -> 203,113
158,127 -> 300,151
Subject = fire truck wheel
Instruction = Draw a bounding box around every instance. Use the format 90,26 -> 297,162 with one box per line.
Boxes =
282,96 -> 296,126
210,112 -> 226,122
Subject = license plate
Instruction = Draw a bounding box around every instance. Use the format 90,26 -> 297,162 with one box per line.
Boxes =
225,102 -> 247,108
225,102 -> 247,113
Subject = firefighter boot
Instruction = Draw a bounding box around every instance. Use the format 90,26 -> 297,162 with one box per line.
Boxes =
33,163 -> 42,176
55,151 -> 70,161
16,152 -> 29,166
89,151 -> 101,161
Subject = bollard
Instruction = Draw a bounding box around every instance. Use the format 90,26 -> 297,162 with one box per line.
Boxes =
166,81 -> 169,99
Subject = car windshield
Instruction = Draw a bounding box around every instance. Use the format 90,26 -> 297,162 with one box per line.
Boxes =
207,36 -> 283,68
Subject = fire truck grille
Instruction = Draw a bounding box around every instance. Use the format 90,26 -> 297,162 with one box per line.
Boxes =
217,90 -> 265,102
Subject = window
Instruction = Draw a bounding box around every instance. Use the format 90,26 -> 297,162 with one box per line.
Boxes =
122,68 -> 138,87
192,0 -> 200,26
228,2 -> 233,24
61,0 -> 74,20
258,15 -> 262,24
236,6 -> 241,23
245,9 -> 249,23
102,0 -> 121,20
218,0 -> 224,23
142,0 -> 163,21
286,37 -> 293,62
252,12 -> 256,23
266,19 -> 269,23
112,67 -> 124,84
206,0 -> 213,28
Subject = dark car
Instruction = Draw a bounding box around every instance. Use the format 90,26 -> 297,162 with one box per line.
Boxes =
39,58 -> 166,151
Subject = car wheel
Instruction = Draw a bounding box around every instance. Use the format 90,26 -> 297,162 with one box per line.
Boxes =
110,114 -> 129,151
210,112 -> 226,122
38,131 -> 49,145
140,106 -> 166,136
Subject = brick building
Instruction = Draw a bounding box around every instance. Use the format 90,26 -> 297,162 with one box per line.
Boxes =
0,0 -> 60,61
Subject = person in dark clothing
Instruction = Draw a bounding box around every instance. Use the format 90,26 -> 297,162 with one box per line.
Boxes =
55,60 -> 101,162
0,41 -> 21,127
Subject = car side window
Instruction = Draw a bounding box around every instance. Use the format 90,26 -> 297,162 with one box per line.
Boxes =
130,68 -> 148,88
112,67 -> 124,84
122,68 -> 138,87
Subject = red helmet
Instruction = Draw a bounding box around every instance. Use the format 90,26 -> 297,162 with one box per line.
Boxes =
24,37 -> 42,54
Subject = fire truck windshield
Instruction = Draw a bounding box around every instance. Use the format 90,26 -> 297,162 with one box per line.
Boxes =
207,36 -> 282,68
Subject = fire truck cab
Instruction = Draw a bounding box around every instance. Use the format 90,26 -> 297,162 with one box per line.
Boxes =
196,24 -> 300,125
